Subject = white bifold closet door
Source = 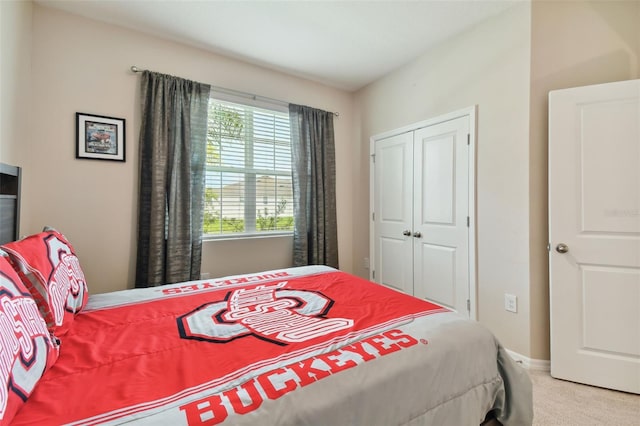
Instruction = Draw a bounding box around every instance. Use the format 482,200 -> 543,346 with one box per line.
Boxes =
372,112 -> 472,317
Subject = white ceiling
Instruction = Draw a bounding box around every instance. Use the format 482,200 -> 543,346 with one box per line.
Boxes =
36,0 -> 518,91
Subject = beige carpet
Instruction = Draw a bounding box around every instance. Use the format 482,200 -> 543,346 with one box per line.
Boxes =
529,369 -> 640,425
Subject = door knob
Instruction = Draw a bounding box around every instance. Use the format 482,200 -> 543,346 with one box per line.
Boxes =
555,243 -> 569,254
402,230 -> 411,236
413,231 -> 422,238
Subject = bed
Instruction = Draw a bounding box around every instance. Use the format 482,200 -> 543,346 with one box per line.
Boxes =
0,227 -> 532,425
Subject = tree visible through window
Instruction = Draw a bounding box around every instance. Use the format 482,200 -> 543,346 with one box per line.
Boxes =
204,98 -> 293,237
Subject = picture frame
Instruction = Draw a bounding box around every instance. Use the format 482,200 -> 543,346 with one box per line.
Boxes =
76,113 -> 126,162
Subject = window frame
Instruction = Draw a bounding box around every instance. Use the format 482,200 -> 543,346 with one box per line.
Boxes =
203,89 -> 294,241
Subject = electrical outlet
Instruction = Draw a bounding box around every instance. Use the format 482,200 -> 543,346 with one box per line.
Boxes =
200,272 -> 211,280
504,294 -> 517,313
363,257 -> 370,269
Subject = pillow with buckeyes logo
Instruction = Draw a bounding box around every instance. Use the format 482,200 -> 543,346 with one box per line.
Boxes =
1,229 -> 89,337
0,249 -> 59,425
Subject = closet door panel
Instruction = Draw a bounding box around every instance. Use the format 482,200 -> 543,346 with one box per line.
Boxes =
373,133 -> 414,295
418,243 -> 456,308
413,117 -> 469,314
421,134 -> 455,225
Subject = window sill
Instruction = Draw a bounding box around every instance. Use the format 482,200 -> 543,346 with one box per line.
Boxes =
202,232 -> 293,243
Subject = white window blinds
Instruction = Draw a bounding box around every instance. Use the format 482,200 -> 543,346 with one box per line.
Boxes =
204,96 -> 293,237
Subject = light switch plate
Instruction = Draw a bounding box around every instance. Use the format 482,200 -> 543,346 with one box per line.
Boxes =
504,294 -> 517,313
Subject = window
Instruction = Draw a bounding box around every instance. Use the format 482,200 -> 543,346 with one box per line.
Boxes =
204,95 -> 293,238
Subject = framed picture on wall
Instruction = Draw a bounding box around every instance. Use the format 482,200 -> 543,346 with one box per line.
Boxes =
76,113 -> 126,162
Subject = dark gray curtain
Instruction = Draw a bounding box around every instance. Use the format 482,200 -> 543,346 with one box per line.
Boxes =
289,104 -> 339,268
135,71 -> 210,287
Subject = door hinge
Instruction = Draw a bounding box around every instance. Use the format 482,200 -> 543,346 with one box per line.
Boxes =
371,153 -> 376,163
467,216 -> 470,227
467,134 -> 470,145
467,299 -> 471,312
372,270 -> 375,280
372,212 -> 375,221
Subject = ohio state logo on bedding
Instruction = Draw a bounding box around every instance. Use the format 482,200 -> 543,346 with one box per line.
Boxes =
0,273 -> 52,419
45,235 -> 86,325
177,281 -> 354,345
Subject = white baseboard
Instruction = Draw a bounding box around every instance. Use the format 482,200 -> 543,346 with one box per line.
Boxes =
506,349 -> 550,371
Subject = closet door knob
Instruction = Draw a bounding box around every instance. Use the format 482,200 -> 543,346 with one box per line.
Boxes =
402,230 -> 411,236
413,231 -> 422,238
555,243 -> 569,254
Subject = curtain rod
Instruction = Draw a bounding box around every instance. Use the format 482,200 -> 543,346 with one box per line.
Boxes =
130,66 -> 339,117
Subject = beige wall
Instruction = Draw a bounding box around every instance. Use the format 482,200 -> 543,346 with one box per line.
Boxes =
25,5 -> 355,294
355,3 -> 534,356
527,0 -> 640,360
0,0 -> 32,167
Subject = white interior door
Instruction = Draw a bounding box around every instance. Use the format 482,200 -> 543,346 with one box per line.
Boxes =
413,117 -> 470,314
373,132 -> 414,295
549,79 -> 640,394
